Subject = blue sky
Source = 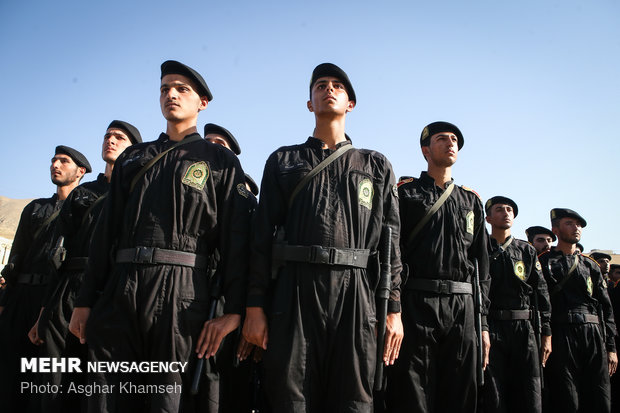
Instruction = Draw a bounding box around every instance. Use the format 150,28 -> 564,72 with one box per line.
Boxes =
1,0 -> 619,250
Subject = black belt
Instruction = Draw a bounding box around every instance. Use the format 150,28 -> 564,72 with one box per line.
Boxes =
63,257 -> 89,271
553,312 -> 599,324
17,273 -> 48,285
272,244 -> 370,268
406,278 -> 473,295
116,247 -> 208,270
489,309 -> 532,320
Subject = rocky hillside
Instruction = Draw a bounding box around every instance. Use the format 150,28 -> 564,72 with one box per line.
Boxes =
0,196 -> 33,239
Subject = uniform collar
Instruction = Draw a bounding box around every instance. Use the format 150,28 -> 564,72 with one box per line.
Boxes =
419,171 -> 454,189
158,132 -> 202,143
306,135 -> 352,149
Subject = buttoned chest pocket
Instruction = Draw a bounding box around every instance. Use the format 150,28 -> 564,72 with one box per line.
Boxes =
278,162 -> 311,199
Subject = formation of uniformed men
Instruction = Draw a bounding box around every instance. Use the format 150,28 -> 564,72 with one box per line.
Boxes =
0,60 -> 617,413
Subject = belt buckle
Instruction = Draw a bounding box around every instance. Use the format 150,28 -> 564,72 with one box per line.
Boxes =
438,281 -> 450,294
310,246 -> 331,265
135,247 -> 155,264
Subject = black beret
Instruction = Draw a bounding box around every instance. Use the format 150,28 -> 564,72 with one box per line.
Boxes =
576,243 -> 585,253
420,121 -> 464,150
550,208 -> 587,227
310,63 -> 356,103
245,174 -> 259,196
204,123 -> 241,155
590,252 -> 612,262
107,120 -> 142,144
161,60 -> 213,101
55,145 -> 92,173
485,196 -> 519,218
525,226 -> 556,242
610,264 -> 620,272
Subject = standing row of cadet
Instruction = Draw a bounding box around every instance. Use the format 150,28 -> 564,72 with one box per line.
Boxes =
0,59 -> 617,413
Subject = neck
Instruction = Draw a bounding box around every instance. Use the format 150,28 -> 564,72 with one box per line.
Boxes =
426,164 -> 452,188
56,181 -> 79,201
313,117 -> 347,149
491,228 -> 511,244
104,162 -> 114,182
166,120 -> 198,142
556,240 -> 577,255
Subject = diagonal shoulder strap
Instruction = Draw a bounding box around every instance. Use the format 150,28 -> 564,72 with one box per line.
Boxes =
81,193 -> 108,226
490,236 -> 514,260
130,135 -> 202,193
550,254 -> 580,297
288,144 -> 353,209
406,182 -> 455,246
33,208 -> 61,241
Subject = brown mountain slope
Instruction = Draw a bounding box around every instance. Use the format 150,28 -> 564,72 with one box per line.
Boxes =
0,196 -> 34,239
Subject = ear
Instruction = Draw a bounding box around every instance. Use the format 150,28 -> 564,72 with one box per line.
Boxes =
485,215 -> 491,224
421,145 -> 430,159
198,97 -> 209,112
307,100 -> 314,113
345,100 -> 356,113
77,166 -> 86,180
551,226 -> 559,238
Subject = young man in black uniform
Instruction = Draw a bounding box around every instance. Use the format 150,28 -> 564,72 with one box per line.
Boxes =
28,121 -> 141,412
482,196 -> 552,413
591,252 -> 612,281
69,61 -> 251,413
609,264 -> 620,413
203,121 -> 263,412
0,145 -> 90,412
242,63 -> 403,413
204,122 -> 259,197
539,208 -> 617,413
525,226 -> 556,255
387,121 -> 490,413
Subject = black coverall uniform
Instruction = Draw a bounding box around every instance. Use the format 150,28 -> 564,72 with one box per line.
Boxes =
387,172 -> 490,413
608,280 -> 620,413
539,250 -> 617,413
0,195 -> 64,412
75,133 -> 251,413
482,236 -> 551,413
248,137 -> 402,413
37,173 -> 109,412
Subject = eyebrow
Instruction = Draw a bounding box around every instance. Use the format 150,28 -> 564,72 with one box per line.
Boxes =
160,81 -> 191,89
314,79 -> 343,86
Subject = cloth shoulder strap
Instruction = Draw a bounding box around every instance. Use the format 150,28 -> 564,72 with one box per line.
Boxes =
81,193 -> 108,226
33,208 -> 61,241
550,254 -> 580,297
130,135 -> 202,193
490,236 -> 514,260
406,182 -> 455,245
288,144 -> 353,209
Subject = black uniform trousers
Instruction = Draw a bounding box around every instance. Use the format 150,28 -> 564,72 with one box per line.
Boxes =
386,290 -> 478,413
86,263 -> 219,413
38,271 -> 88,412
546,322 -> 610,413
263,264 -> 376,413
0,282 -> 47,413
482,319 -> 542,413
